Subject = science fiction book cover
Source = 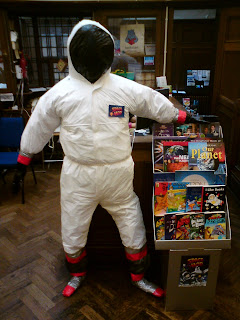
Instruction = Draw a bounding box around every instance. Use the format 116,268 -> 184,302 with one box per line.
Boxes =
179,255 -> 209,287
176,213 -> 191,240
167,182 -> 188,213
186,185 -> 203,212
204,211 -> 226,239
202,185 -> 226,212
155,215 -> 165,240
190,213 -> 205,240
164,213 -> 176,240
162,141 -> 189,172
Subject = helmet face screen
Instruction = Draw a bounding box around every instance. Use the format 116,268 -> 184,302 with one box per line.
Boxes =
70,24 -> 114,83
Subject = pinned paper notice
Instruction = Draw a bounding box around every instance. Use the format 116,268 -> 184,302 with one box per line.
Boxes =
10,31 -> 18,42
0,93 -> 14,101
156,76 -> 167,88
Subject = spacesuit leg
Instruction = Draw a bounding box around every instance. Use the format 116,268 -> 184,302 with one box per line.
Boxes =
125,245 -> 165,298
60,157 -> 99,297
101,187 -> 164,298
62,248 -> 87,297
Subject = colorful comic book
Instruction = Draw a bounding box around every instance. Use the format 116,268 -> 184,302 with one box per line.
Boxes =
202,185 -> 226,212
176,213 -> 191,240
155,215 -> 165,240
204,211 -> 226,239
154,182 -> 168,216
186,185 -> 203,212
190,213 -> 205,239
167,182 -> 188,213
164,213 -> 177,240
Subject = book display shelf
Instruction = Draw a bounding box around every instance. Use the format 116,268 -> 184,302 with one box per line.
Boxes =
152,121 -> 231,311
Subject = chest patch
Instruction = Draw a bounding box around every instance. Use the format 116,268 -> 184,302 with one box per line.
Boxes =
109,105 -> 125,118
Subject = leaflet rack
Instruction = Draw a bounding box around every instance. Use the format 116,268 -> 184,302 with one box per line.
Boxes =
152,122 -> 231,311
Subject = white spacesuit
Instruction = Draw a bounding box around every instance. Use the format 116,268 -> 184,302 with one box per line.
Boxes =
16,19 -> 187,298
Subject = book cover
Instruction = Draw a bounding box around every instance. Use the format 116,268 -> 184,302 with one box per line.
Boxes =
188,140 -> 225,171
175,170 -> 216,185
153,139 -> 164,172
186,185 -> 203,212
154,137 -> 188,172
202,185 -> 226,212
154,182 -> 168,215
153,123 -> 174,137
179,255 -> 209,287
164,213 -> 176,240
155,215 -> 165,240
176,213 -> 191,240
153,172 -> 175,182
204,211 -> 226,239
200,122 -> 220,138
163,141 -> 189,172
167,182 -> 188,213
190,213 -> 205,239
175,123 -> 200,137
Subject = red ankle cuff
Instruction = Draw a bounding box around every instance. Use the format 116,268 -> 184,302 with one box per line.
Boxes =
62,285 -> 76,297
153,287 -> 165,298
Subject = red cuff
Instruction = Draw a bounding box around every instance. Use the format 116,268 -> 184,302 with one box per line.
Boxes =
17,154 -> 32,165
177,110 -> 187,124
125,245 -> 147,261
131,273 -> 144,281
66,250 -> 87,264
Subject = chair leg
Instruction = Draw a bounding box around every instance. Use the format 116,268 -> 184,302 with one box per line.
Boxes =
21,179 -> 25,204
31,165 -> 37,184
1,169 -> 7,184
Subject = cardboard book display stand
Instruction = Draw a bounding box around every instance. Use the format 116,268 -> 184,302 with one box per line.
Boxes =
152,123 -> 231,311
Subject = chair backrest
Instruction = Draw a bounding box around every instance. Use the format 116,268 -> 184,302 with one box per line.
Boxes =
0,117 -> 25,148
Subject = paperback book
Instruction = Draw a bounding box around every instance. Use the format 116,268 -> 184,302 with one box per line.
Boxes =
163,141 -> 189,172
175,170 -> 217,185
200,122 -> 220,138
167,182 -> 188,213
186,185 -> 203,212
204,211 -> 226,239
188,140 -> 225,172
155,215 -> 165,240
190,213 -> 205,240
202,185 -> 226,212
152,123 -> 174,137
175,123 -> 200,137
154,181 -> 168,216
164,213 -> 177,240
176,213 -> 191,240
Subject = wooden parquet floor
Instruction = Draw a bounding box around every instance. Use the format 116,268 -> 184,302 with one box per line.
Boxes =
0,164 -> 240,320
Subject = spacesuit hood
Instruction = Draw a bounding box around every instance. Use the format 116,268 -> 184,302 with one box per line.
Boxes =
67,19 -> 114,83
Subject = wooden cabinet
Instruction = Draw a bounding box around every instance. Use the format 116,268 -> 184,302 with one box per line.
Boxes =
0,10 -> 16,94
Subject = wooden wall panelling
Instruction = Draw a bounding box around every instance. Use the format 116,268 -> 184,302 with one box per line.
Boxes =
0,10 -> 16,93
212,7 -> 240,112
171,19 -> 217,94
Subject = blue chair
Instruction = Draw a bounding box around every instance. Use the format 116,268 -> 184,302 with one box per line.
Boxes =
0,117 -> 37,204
